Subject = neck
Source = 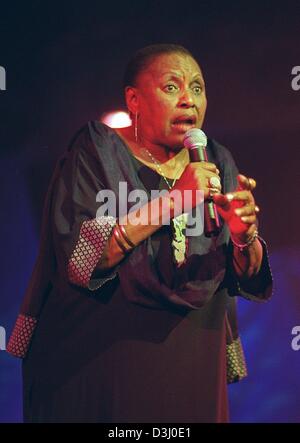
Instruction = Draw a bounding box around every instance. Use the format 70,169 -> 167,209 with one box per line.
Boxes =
116,125 -> 180,163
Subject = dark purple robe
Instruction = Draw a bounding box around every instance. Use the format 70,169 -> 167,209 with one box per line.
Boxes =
7,122 -> 273,422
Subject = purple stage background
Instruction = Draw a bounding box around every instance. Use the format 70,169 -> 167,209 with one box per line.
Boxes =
1,1 -> 299,422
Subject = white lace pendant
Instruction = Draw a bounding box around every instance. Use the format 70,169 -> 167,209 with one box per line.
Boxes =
171,213 -> 189,266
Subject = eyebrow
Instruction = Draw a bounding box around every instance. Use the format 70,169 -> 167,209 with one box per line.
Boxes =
159,73 -> 204,84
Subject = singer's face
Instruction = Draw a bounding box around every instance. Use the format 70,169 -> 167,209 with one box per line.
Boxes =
130,53 -> 207,150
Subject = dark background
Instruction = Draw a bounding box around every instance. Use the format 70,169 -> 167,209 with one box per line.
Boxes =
0,0 -> 299,422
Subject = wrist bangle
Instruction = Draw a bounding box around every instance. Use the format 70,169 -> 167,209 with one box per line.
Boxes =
118,222 -> 136,248
113,225 -> 131,254
231,229 -> 259,252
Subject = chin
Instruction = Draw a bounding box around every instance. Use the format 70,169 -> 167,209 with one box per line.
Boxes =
168,145 -> 182,152
169,133 -> 187,149
168,124 -> 201,146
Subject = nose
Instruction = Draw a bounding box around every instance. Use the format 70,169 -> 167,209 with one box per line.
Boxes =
178,88 -> 195,108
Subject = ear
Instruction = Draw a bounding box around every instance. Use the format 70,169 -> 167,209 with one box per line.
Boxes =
125,86 -> 139,115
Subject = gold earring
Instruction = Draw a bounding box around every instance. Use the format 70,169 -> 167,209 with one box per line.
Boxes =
134,112 -> 138,143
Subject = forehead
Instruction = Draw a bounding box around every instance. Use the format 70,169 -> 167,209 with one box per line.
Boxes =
139,53 -> 203,82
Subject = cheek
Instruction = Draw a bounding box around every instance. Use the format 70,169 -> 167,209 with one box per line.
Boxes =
154,91 -> 175,115
198,94 -> 207,111
153,102 -> 174,129
143,94 -> 168,118
140,92 -> 176,133
197,96 -> 207,121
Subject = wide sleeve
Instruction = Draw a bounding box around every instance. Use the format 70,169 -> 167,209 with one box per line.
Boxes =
225,237 -> 273,302
51,126 -> 118,291
215,140 -> 273,302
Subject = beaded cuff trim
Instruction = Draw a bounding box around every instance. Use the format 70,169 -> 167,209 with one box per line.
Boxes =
67,216 -> 116,288
226,337 -> 248,384
6,314 -> 37,358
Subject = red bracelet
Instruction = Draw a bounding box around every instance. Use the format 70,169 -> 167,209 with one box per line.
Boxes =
118,222 -> 136,248
231,230 -> 259,252
113,224 -> 131,254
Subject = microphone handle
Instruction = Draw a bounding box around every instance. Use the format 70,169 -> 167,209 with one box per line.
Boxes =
189,145 -> 221,237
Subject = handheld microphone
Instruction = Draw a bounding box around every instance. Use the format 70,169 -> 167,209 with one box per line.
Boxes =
183,128 -> 221,237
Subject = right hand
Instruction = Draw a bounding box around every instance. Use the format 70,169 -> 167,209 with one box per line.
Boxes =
171,161 -> 221,211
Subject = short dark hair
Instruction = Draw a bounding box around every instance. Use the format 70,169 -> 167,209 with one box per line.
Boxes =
123,43 -> 195,89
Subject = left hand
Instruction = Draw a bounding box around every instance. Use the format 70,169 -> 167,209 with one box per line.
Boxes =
212,174 -> 259,242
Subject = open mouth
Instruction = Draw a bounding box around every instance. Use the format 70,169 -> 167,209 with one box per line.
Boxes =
171,116 -> 197,131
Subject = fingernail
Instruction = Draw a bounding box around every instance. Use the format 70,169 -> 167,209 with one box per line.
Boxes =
226,193 -> 234,202
255,206 -> 260,212
235,208 -> 242,216
241,216 -> 248,222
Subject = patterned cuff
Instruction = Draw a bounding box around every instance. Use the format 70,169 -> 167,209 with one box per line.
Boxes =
6,314 -> 37,358
226,337 -> 248,384
67,216 -> 117,288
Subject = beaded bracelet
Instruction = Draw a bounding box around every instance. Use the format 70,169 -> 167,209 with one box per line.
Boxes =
231,229 -> 259,252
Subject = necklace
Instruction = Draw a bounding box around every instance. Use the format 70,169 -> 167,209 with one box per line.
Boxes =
141,147 -> 189,267
141,148 -> 178,190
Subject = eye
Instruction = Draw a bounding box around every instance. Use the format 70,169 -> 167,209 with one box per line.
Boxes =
164,84 -> 178,93
192,85 -> 202,95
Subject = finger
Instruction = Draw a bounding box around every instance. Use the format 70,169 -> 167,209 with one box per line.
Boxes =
206,170 -> 221,181
207,175 -> 222,191
212,193 -> 230,208
226,190 -> 254,204
249,178 -> 256,190
240,215 -> 257,224
237,174 -> 256,191
235,204 -> 257,217
209,188 -> 222,197
200,162 -> 220,174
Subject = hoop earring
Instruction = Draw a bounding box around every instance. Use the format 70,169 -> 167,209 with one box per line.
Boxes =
134,112 -> 138,143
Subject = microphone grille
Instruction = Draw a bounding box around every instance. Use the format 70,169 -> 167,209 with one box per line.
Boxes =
183,128 -> 207,149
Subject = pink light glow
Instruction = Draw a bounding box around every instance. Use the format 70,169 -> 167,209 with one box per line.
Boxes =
101,111 -> 132,128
